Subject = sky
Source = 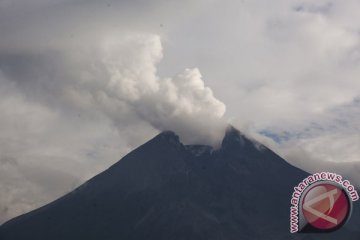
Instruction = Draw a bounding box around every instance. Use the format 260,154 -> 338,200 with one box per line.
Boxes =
0,0 -> 360,224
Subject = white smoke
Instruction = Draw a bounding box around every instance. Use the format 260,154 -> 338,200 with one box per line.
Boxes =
99,35 -> 227,144
22,34 -> 226,145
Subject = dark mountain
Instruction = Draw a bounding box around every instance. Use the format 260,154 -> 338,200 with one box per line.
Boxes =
0,126 -> 359,240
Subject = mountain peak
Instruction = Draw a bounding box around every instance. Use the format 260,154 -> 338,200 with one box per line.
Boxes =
153,130 -> 184,150
158,130 -> 179,140
224,125 -> 241,137
221,125 -> 248,149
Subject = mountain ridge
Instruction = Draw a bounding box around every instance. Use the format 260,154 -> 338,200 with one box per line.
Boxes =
1,127 -> 359,240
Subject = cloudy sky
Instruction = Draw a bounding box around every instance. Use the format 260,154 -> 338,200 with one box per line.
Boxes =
1,0 -> 360,224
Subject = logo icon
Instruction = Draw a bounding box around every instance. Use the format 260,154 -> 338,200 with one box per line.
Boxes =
301,183 -> 351,232
290,172 -> 359,233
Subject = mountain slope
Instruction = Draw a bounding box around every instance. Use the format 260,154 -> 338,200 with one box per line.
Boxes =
0,127 -> 359,240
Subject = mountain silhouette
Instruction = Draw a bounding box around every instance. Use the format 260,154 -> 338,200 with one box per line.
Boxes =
0,126 -> 359,239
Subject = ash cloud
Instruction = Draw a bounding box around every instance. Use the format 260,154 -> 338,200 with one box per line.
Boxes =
1,34 -> 226,145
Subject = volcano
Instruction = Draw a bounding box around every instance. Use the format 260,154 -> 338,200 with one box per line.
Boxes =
0,126 -> 359,239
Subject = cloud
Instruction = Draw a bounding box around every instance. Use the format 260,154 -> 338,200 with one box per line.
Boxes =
271,99 -> 360,186
157,0 -> 360,186
1,33 -> 226,144
174,0 -> 360,185
234,97 -> 360,187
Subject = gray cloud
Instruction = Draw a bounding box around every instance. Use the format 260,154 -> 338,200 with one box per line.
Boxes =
0,34 -> 226,144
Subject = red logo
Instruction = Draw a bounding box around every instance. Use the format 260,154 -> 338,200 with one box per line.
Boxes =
301,183 -> 350,231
